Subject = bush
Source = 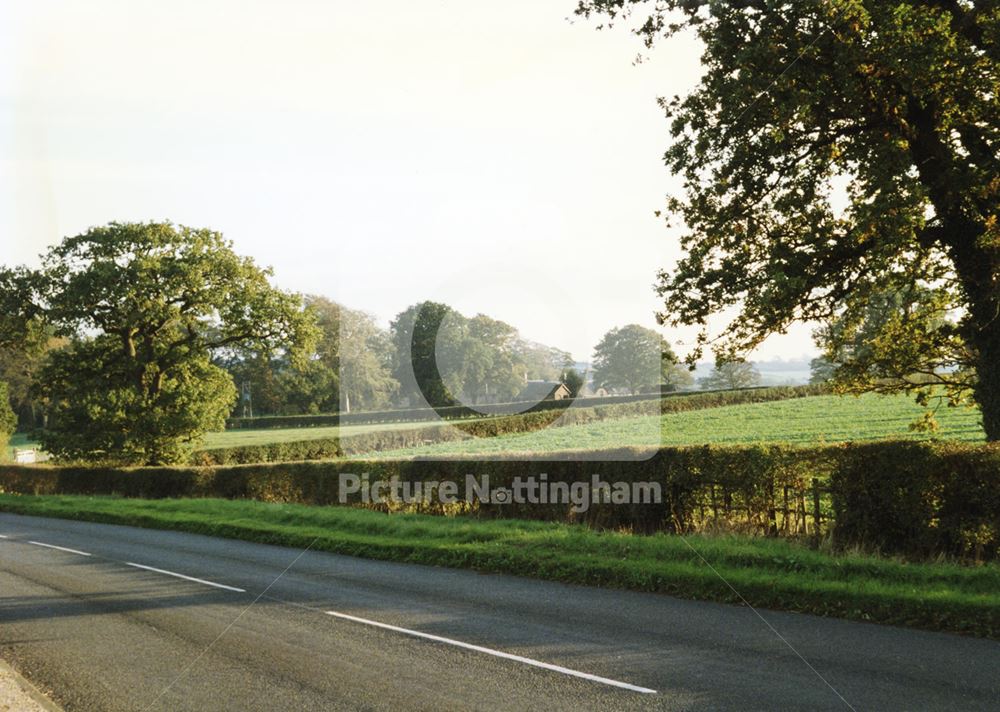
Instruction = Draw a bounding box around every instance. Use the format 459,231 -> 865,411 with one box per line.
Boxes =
4,439 -> 999,562
830,442 -> 1000,560
1,444 -> 828,535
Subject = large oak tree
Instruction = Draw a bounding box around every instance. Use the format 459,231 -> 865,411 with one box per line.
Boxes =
1,222 -> 317,464
577,1 -> 1000,438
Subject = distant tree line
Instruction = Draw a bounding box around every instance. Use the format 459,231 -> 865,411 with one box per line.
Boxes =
0,223 -> 695,464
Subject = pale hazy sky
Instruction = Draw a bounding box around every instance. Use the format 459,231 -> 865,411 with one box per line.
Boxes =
1,0 -> 817,362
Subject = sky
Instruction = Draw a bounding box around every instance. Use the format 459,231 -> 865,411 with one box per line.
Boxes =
0,0 -> 818,363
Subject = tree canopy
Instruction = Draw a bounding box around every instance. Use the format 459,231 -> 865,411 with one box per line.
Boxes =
592,324 -> 677,394
0,381 -> 16,452
698,361 -> 762,391
577,0 -> 1000,438
3,222 -> 317,464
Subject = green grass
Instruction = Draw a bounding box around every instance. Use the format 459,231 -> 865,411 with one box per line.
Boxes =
0,494 -> 996,637
360,393 -> 984,458
199,417 -> 480,449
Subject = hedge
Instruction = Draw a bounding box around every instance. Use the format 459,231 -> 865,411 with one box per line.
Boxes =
224,384 -> 829,430
5,440 -> 999,561
0,445 -> 818,535
831,441 -> 1000,560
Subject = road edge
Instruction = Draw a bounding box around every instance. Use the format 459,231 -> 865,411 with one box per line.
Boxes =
0,658 -> 63,712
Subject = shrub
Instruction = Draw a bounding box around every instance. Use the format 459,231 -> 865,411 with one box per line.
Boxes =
1,444 -> 830,536
19,439 -> 1000,561
830,442 -> 1000,560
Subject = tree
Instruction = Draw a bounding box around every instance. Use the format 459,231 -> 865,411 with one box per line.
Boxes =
577,1 -> 1000,438
811,285 -> 969,422
458,315 -> 525,402
390,302 -> 463,407
7,221 -> 317,465
560,367 -> 585,398
698,361 -> 762,391
662,361 -> 695,391
592,324 -> 677,394
38,337 -> 237,464
334,302 -> 397,412
517,342 -> 573,381
809,356 -> 836,385
0,321 -> 67,429
0,381 -> 16,454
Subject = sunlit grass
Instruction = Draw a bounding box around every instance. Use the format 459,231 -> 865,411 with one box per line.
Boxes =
360,393 -> 983,458
1,494 -> 996,637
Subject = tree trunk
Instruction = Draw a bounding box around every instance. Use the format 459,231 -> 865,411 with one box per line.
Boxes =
948,220 -> 1000,441
971,316 -> 1000,441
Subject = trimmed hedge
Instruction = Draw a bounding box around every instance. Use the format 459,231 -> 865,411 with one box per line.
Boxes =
5,440 -> 1000,561
225,384 -> 828,430
831,441 -> 1000,560
0,444 -> 824,535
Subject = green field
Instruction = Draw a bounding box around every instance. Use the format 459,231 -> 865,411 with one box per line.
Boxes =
359,393 -> 984,458
199,417 -> 457,449
9,393 -> 985,461
0,494 -> 996,637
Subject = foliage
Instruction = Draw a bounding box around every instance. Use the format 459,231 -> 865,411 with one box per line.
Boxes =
390,301 -> 462,408
391,302 -> 571,409
832,441 -> 1000,561
9,222 -> 318,465
560,367 -> 585,398
812,285 -> 974,429
0,321 -> 67,429
809,355 -> 836,385
662,361 -> 695,391
0,382 -> 16,452
592,324 -> 677,394
698,361 -> 761,391
37,337 -> 236,465
518,341 -> 573,381
577,0 -> 1000,438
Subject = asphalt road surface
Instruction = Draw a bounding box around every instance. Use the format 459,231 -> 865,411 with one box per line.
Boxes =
1,513 -> 998,711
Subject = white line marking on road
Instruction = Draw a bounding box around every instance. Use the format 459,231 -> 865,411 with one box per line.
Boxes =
325,610 -> 657,694
0,534 -> 8,538
27,541 -> 92,557
124,562 -> 245,593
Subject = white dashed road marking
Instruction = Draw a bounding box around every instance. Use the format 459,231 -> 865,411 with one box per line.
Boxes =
27,541 -> 92,557
125,562 -> 246,592
325,610 -> 657,694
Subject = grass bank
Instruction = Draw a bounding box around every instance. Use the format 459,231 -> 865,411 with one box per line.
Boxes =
1,494 -> 996,638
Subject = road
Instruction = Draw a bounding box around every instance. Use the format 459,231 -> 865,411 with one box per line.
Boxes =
1,513 -> 998,711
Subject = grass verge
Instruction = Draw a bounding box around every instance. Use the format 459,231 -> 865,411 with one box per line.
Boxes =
0,494 -> 997,638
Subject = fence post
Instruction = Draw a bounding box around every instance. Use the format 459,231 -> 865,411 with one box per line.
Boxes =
767,480 -> 777,536
811,478 -> 822,546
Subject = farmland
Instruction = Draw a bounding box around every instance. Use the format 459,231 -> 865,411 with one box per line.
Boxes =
8,392 -> 984,463
358,393 -> 983,458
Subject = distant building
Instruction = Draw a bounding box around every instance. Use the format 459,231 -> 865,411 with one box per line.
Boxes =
517,380 -> 572,402
13,449 -> 37,464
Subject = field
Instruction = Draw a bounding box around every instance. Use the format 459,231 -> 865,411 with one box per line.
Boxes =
199,417 -> 454,449
8,392 -> 985,461
358,393 -> 984,458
